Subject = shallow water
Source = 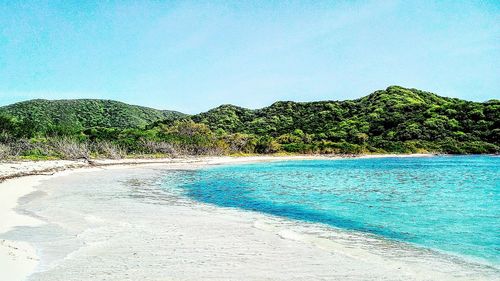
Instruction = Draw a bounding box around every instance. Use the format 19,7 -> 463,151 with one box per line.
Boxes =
164,156 -> 500,264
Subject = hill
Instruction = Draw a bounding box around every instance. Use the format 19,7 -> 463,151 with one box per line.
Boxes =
0,86 -> 498,158
184,86 -> 498,153
0,99 -> 185,136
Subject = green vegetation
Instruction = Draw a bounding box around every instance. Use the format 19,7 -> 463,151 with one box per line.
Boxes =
0,99 -> 185,136
184,86 -> 499,154
0,86 -> 498,160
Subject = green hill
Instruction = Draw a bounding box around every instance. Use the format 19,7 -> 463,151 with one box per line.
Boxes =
0,86 -> 498,157
186,86 -> 498,153
0,99 -> 185,136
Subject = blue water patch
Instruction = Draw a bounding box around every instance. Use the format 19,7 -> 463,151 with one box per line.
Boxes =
161,156 -> 500,264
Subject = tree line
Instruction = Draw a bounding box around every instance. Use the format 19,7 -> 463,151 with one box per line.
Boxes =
0,86 -> 498,160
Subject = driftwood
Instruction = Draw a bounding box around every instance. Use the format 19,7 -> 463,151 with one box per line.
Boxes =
0,166 -> 68,183
0,158 -> 189,183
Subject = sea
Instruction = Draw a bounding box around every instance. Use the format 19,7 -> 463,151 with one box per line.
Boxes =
162,156 -> 499,265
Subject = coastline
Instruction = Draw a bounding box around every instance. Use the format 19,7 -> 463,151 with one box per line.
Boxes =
0,155 -> 347,281
2,153 -> 496,281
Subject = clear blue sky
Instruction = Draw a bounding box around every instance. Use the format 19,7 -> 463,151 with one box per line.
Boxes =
0,1 -> 498,113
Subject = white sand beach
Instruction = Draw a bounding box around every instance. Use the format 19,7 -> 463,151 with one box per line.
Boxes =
0,156 -> 337,281
1,155 -> 498,281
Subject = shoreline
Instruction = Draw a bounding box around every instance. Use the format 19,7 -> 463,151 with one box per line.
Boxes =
0,155 -> 348,281
2,153 -> 495,281
0,153 -> 438,183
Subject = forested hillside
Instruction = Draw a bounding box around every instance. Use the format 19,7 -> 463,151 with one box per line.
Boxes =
184,86 -> 498,153
0,86 -> 498,160
0,99 -> 185,136
191,86 -> 497,140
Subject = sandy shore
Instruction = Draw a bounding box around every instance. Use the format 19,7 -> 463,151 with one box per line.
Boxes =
0,155 -> 344,281
1,154 -> 497,281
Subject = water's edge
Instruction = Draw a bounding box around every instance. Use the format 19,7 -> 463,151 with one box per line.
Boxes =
1,155 -> 498,280
168,156 -> 499,267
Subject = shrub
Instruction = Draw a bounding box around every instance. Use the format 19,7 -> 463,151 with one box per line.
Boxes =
90,141 -> 126,159
48,138 -> 90,160
0,143 -> 11,160
255,136 -> 281,154
140,140 -> 177,156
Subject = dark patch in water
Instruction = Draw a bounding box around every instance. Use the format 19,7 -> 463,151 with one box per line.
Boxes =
183,178 -> 409,240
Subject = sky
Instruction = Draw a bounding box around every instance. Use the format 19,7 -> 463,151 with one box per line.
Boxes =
0,1 -> 498,113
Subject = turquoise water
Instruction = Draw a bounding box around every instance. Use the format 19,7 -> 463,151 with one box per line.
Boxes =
163,156 -> 500,264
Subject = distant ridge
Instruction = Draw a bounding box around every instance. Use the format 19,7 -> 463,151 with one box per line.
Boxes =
0,99 -> 186,130
0,86 -> 498,155
1,86 -> 498,154
183,86 -> 498,148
